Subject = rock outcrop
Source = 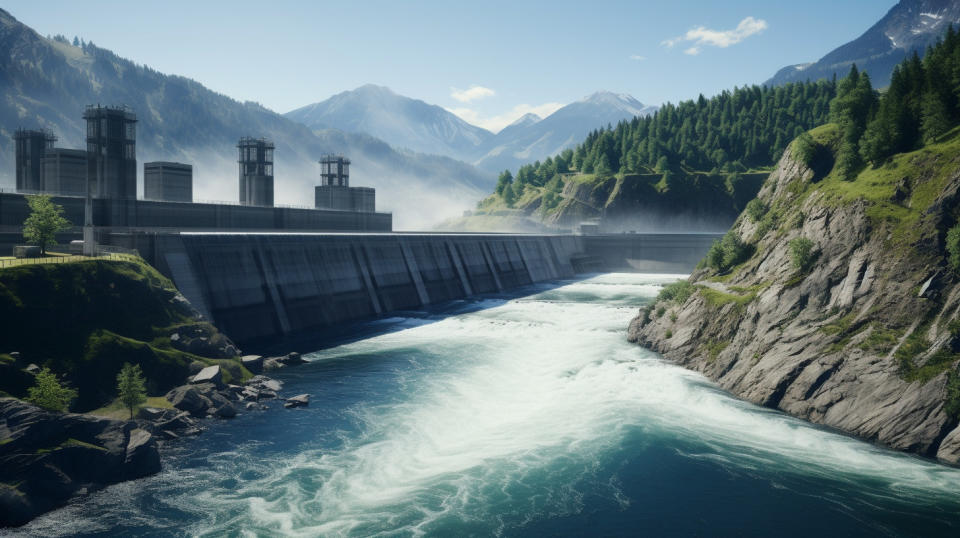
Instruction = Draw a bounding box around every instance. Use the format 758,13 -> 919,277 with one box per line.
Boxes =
0,398 -> 161,527
629,127 -> 960,464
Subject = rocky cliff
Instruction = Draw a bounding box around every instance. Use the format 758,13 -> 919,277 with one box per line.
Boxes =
629,123 -> 960,463
0,398 -> 161,527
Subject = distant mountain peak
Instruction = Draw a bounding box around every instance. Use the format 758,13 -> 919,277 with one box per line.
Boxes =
766,0 -> 960,88
507,113 -> 541,128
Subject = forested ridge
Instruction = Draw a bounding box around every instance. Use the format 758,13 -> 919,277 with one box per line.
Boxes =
488,79 -> 838,212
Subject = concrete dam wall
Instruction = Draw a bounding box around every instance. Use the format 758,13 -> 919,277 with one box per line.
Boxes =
155,233 -> 584,343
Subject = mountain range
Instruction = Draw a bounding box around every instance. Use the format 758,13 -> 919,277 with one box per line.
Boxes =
286,87 -> 658,174
0,9 -> 492,229
767,0 -> 960,87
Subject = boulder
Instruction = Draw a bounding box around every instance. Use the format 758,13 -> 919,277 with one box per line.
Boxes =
245,375 -> 282,392
24,363 -> 40,375
154,411 -> 197,432
165,385 -> 215,417
241,355 -> 263,373
136,407 -> 170,421
284,394 -> 309,409
123,428 -> 161,478
187,361 -> 206,375
244,402 -> 257,411
190,365 -> 223,388
212,402 -> 237,419
284,352 -> 305,365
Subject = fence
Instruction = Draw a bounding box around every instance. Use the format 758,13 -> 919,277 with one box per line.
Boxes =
0,252 -> 140,269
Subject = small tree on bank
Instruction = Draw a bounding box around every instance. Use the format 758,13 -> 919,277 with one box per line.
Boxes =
22,194 -> 71,255
116,363 -> 147,420
27,367 -> 77,412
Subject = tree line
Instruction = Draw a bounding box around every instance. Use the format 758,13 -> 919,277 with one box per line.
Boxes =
494,78 -> 838,206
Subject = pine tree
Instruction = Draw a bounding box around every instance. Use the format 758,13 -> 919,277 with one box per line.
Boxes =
503,183 -> 517,207
27,368 -> 77,412
116,363 -> 147,420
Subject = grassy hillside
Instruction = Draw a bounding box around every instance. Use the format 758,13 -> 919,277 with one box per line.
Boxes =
0,258 -> 249,410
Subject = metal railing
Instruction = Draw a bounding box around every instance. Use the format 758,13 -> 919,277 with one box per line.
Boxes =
0,251 -> 140,269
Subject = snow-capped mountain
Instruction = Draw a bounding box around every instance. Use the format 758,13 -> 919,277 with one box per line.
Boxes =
767,0 -> 960,87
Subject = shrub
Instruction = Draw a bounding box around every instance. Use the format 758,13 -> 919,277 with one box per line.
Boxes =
706,231 -> 753,273
947,224 -> 960,273
657,280 -> 694,304
27,368 -> 77,412
793,132 -> 818,167
788,237 -> 816,271
745,199 -> 767,223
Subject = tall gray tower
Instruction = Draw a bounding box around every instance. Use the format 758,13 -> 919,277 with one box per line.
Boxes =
238,137 -> 274,206
13,129 -> 56,192
84,105 -> 137,199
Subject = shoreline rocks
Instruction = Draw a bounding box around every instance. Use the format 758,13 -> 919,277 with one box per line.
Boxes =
0,398 -> 161,527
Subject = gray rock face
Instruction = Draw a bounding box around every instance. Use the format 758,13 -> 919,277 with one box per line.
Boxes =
191,365 -> 223,387
0,398 -> 161,527
629,148 -> 960,465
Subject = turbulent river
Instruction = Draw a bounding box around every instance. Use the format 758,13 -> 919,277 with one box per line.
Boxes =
10,273 -> 960,537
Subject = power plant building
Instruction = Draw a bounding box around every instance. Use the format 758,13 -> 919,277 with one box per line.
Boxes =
144,161 -> 192,202
315,155 -> 375,212
238,137 -> 274,207
13,129 -> 56,192
84,105 -> 137,200
42,149 -> 87,196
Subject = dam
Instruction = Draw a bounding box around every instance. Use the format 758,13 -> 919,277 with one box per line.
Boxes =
142,232 -> 720,344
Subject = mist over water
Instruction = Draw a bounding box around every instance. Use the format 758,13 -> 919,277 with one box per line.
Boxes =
12,274 -> 960,537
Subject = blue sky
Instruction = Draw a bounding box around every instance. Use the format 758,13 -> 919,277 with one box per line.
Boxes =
7,0 -> 895,132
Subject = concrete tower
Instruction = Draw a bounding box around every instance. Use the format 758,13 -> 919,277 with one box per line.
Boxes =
13,129 -> 56,192
238,137 -> 274,207
84,105 -> 137,200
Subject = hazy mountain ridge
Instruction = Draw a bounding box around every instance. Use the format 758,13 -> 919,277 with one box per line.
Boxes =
0,9 -> 491,228
285,84 -> 495,161
767,0 -> 960,88
286,87 -> 657,174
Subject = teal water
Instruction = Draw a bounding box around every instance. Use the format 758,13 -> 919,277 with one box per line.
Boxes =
9,273 -> 960,537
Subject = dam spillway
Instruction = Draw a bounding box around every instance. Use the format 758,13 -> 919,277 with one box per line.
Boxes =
145,232 -> 721,344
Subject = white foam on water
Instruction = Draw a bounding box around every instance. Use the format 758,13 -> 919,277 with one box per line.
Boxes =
185,273 -> 960,536
10,273 -> 960,537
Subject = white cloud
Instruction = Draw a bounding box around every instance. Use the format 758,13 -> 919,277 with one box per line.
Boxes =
629,54 -> 646,61
663,16 -> 767,53
447,102 -> 565,133
450,85 -> 496,103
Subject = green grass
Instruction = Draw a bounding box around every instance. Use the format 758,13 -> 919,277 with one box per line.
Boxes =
703,340 -> 730,362
36,437 -> 108,454
857,324 -> 901,354
698,286 -> 758,309
88,396 -> 174,420
821,312 -> 857,336
697,282 -> 769,311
